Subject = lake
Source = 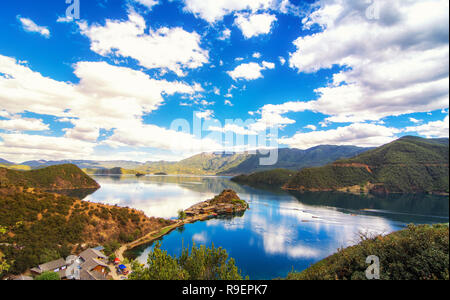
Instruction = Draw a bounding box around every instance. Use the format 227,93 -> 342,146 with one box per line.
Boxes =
84,175 -> 449,280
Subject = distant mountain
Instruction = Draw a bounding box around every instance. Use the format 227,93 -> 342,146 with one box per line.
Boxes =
283,136 -> 449,195
20,159 -> 144,170
0,164 -> 100,190
10,145 -> 371,176
0,158 -> 13,165
220,146 -> 371,175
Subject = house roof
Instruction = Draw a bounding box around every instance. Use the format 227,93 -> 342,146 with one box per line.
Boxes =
79,248 -> 107,261
81,258 -> 108,272
38,258 -> 67,272
12,275 -> 33,280
80,269 -> 107,281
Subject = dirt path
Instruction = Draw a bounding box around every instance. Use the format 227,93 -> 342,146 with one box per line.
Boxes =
114,214 -> 214,261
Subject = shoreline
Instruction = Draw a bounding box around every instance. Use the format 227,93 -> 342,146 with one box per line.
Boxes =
115,211 -> 236,262
115,192 -> 249,262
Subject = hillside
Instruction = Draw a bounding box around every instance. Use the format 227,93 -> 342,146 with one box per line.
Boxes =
221,146 -> 370,175
286,224 -> 449,280
284,137 -> 449,194
0,164 -> 100,190
84,167 -> 137,175
231,169 -> 297,187
0,188 -> 174,275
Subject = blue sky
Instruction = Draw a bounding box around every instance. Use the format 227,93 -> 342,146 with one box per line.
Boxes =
0,0 -> 448,163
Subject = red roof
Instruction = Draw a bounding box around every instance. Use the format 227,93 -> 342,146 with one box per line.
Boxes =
114,258 -> 120,262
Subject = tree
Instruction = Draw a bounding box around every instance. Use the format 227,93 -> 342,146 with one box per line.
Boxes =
129,242 -> 245,280
0,226 -> 10,277
129,243 -> 188,280
178,210 -> 187,220
35,271 -> 61,281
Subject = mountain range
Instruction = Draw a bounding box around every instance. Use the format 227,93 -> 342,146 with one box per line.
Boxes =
0,145 -> 371,176
234,137 -> 449,195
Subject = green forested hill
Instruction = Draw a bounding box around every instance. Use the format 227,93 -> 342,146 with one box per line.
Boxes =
284,137 -> 449,194
0,164 -> 100,190
219,146 -> 369,175
231,169 -> 298,187
287,224 -> 449,280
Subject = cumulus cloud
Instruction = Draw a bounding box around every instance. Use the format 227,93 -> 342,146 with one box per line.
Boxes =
279,123 -> 401,149
234,12 -> 277,38
182,0 -> 275,23
18,17 -> 50,38
195,110 -> 214,120
133,0 -> 159,10
105,122 -> 222,153
78,12 -> 209,76
304,124 -> 317,131
218,28 -> 231,40
0,133 -> 95,162
405,115 -> 449,138
228,61 -> 275,81
208,124 -> 257,136
0,118 -> 49,132
0,54 -> 207,160
288,0 -> 449,123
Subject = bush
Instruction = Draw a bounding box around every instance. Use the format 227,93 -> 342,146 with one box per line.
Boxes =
287,224 -> 449,280
35,271 -> 60,281
129,242 -> 245,280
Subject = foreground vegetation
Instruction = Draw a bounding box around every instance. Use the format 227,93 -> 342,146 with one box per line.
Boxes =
129,242 -> 245,280
287,224 -> 449,280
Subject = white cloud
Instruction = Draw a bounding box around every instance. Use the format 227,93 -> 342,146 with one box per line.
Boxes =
195,110 -> 214,120
78,12 -> 209,76
0,118 -> 49,132
224,100 -> 233,106
57,15 -> 74,23
252,52 -> 262,59
288,0 -> 449,123
228,61 -> 275,81
182,0 -> 275,23
304,124 -> 317,131
405,115 -> 449,138
208,124 -> 257,135
105,122 -> 222,153
234,12 -> 277,38
279,123 -> 401,149
18,17 -> 50,38
218,28 -> 231,40
0,54 -> 206,160
133,0 -> 159,10
409,118 -> 422,124
0,133 -> 95,162
279,56 -> 286,65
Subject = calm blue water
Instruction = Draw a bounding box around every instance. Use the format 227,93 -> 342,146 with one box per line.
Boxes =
85,175 -> 449,279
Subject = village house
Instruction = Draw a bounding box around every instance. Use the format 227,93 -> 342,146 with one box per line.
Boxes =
30,248 -> 109,280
